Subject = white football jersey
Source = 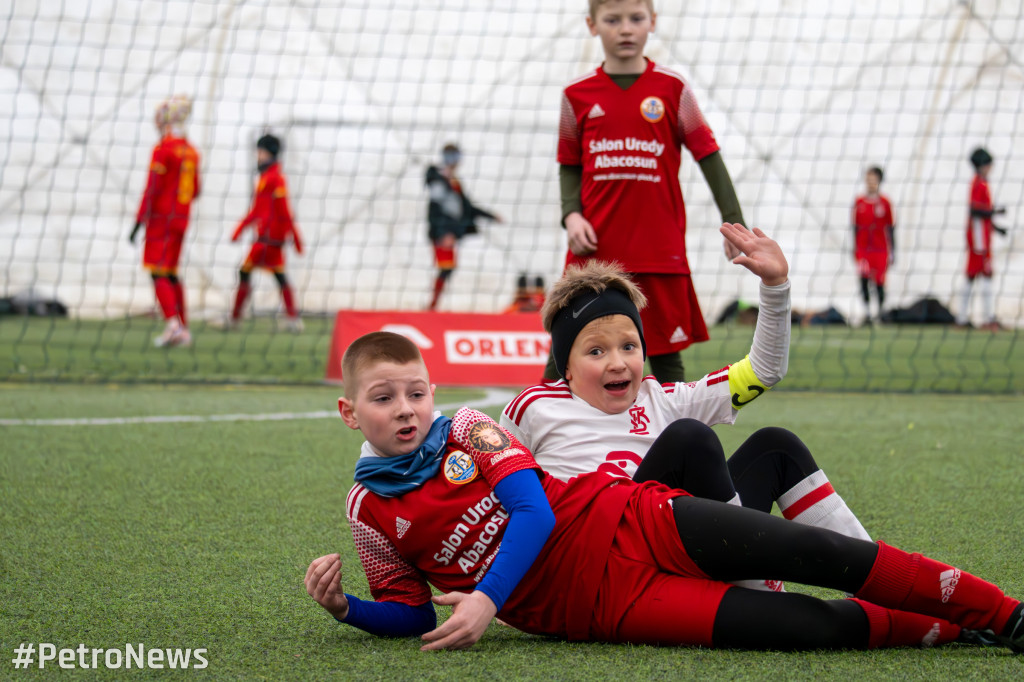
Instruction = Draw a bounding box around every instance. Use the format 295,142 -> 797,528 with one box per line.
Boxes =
501,369 -> 736,483
503,280 -> 791,483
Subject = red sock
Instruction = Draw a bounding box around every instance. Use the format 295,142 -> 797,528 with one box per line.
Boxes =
172,279 -> 186,326
232,282 -> 251,321
280,284 -> 297,318
154,277 -> 178,321
855,541 -> 1020,632
428,276 -> 445,311
850,599 -> 960,649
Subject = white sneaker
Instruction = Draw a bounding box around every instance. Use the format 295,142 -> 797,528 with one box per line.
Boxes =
175,327 -> 192,347
154,319 -> 190,347
279,316 -> 304,333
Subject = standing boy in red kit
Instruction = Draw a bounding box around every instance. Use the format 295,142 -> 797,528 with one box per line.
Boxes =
956,147 -> 1008,331
851,166 -> 895,325
131,95 -> 201,348
550,0 -> 747,382
229,134 -> 304,332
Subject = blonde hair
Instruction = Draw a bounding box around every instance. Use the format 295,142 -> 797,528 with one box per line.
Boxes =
588,0 -> 655,20
155,94 -> 192,127
341,331 -> 425,397
541,260 -> 647,333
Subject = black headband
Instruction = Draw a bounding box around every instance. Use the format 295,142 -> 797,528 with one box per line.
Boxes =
549,287 -> 646,379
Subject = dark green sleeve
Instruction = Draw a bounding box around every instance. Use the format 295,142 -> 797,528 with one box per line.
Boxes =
559,164 -> 583,227
697,151 -> 746,227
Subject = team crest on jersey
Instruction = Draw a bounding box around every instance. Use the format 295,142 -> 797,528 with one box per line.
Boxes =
640,96 -> 665,123
444,450 -> 478,485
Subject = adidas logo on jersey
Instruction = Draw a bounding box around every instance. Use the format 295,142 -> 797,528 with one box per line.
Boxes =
588,104 -> 606,119
669,326 -> 688,344
396,517 -> 411,539
939,568 -> 960,603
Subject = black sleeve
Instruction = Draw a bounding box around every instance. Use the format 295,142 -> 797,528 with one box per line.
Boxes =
698,151 -> 746,227
559,164 -> 583,226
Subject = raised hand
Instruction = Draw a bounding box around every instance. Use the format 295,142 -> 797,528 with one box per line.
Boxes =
720,222 -> 788,286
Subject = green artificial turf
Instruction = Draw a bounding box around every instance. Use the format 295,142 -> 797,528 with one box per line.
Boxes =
2,384 -> 1022,679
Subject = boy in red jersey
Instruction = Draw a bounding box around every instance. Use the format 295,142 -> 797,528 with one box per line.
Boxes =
305,331 -> 1024,652
956,148 -> 1008,331
229,134 -> 304,332
851,166 -> 895,326
549,0 -> 748,382
130,95 -> 201,348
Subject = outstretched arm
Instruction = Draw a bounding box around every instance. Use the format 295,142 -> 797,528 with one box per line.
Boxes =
721,223 -> 792,395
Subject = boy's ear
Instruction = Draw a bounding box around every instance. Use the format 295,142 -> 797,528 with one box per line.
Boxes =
649,11 -> 657,32
338,397 -> 359,430
430,383 -> 436,397
585,15 -> 597,36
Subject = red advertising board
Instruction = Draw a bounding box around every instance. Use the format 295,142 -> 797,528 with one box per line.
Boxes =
326,310 -> 550,387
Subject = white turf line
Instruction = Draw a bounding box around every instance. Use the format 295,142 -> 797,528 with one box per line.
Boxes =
0,388 -> 518,427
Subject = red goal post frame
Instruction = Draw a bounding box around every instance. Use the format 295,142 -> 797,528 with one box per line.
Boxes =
326,311 -> 550,387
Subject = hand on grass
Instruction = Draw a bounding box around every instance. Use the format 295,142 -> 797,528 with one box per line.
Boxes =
305,553 -> 349,621
420,591 -> 497,651
720,222 -> 788,286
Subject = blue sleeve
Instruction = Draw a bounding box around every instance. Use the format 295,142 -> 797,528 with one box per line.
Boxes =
339,595 -> 436,638
475,469 -> 556,612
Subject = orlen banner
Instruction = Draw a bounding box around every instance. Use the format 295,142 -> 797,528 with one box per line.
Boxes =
326,311 -> 550,386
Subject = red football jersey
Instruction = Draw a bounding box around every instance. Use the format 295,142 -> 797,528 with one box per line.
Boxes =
345,413 -> 637,638
967,175 -> 992,255
231,163 -> 303,253
135,135 -> 201,231
558,59 -> 720,274
852,194 -> 894,255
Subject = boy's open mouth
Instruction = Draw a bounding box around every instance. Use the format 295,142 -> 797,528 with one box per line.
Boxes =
604,379 -> 630,392
397,426 -> 417,438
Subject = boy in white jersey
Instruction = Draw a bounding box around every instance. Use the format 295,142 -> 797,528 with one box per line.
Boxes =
501,222 -> 870,544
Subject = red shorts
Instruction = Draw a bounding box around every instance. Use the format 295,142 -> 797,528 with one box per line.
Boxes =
966,251 -> 992,279
856,252 -> 889,286
631,273 -> 708,355
242,243 -> 286,272
589,486 -> 731,647
143,229 -> 185,274
433,243 -> 456,270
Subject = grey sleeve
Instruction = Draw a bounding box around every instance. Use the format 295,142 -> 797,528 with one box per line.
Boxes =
747,280 -> 791,387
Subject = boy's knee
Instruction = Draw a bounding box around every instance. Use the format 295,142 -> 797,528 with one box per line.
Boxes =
755,427 -> 818,473
664,418 -> 717,445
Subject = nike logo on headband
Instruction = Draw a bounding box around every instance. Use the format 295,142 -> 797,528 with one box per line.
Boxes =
572,296 -> 598,319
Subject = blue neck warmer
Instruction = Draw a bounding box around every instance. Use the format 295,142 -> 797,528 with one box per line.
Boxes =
353,416 -> 453,498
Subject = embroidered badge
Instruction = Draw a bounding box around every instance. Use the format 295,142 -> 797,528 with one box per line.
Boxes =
444,450 -> 478,485
640,96 -> 665,123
